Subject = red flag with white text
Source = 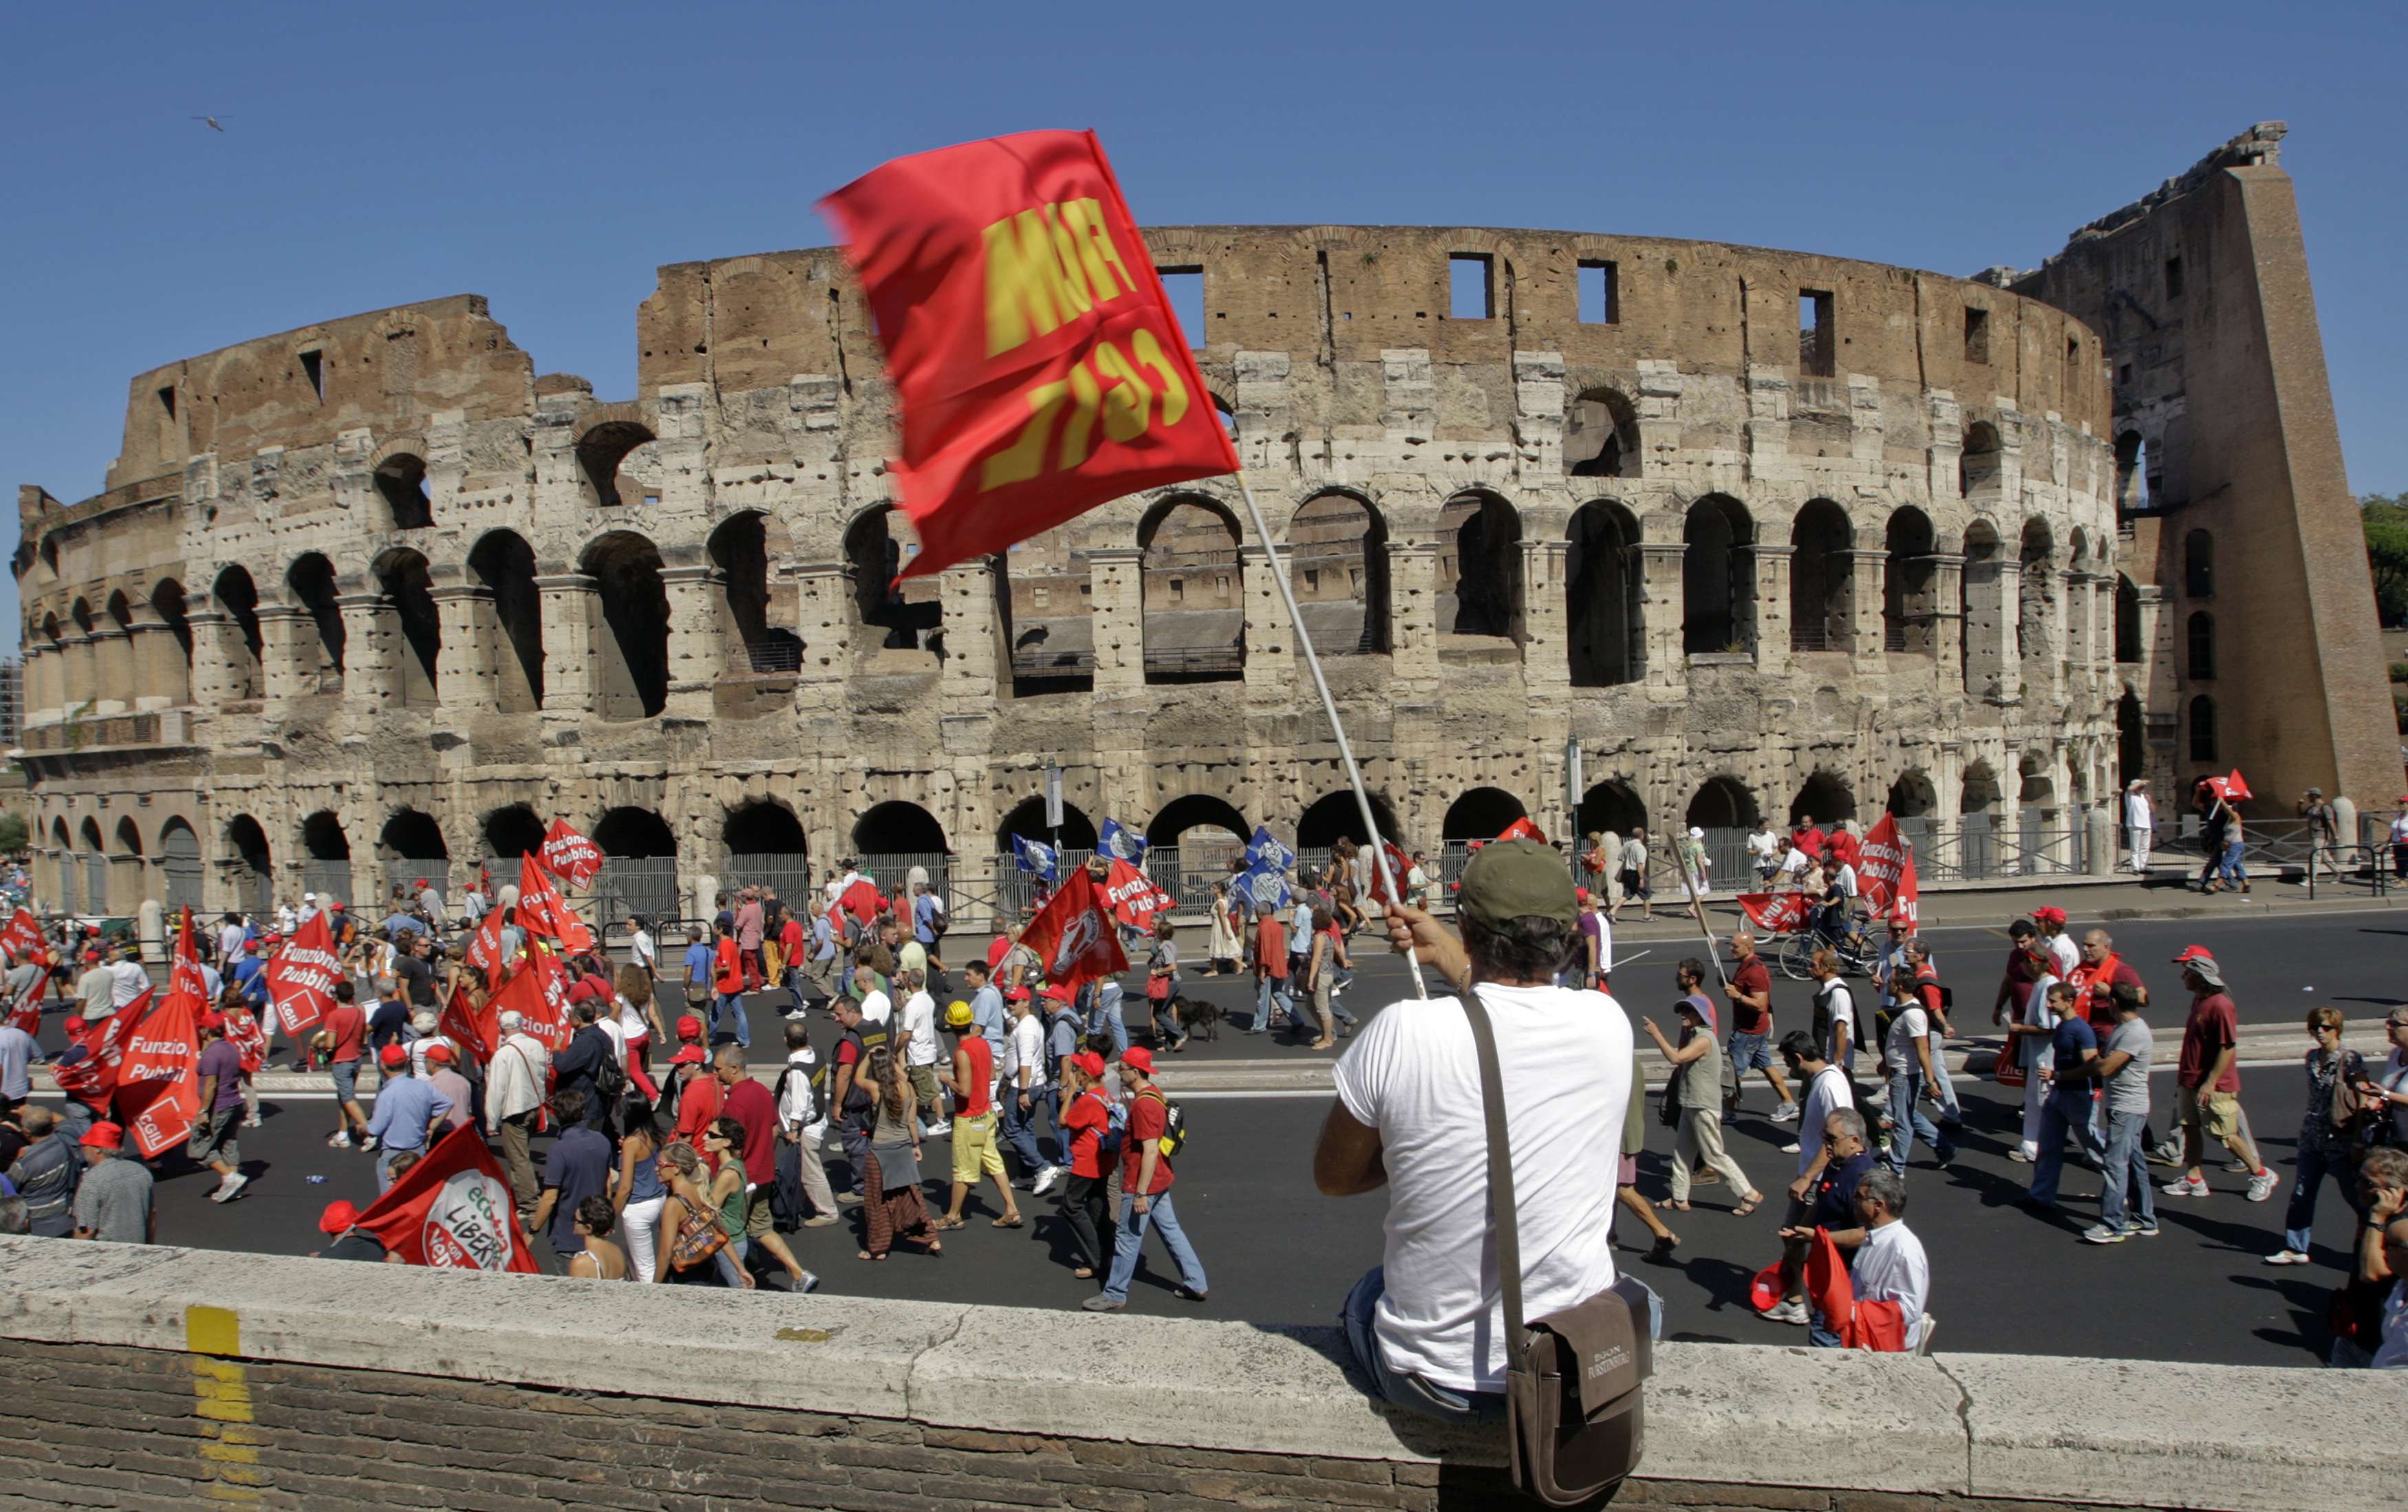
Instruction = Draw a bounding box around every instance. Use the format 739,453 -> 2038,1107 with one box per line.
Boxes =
1,907 -> 45,963
350,1123 -> 542,1273
1737,893 -> 1812,934
819,131 -> 1239,583
2206,768 -> 2253,806
265,910 -> 341,1038
439,978 -> 500,1065
463,900 -> 512,988
51,987 -> 149,1104
517,854 -> 596,956
538,818 -> 605,889
1019,867 -> 1129,992
4,964 -> 47,1039
1101,858 -> 1174,933
114,982 -> 202,1158
490,951 -> 573,1054
1857,812 -> 1921,929
1497,817 -> 1549,845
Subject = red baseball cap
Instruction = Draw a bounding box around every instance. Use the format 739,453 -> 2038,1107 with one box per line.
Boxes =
675,1015 -> 704,1039
1120,1046 -> 1156,1076
1070,1051 -> 1106,1080
80,1121 -> 124,1150
424,1043 -> 455,1065
319,1200 -> 361,1235
671,1046 -> 707,1066
378,1044 -> 409,1068
2170,944 -> 2217,965
1004,985 -> 1031,1002
1574,887 -> 1591,903
2032,906 -> 2068,925
1040,982 -> 1075,1004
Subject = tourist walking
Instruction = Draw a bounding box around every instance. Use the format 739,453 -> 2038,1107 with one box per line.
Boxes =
1641,991 -> 1760,1215
858,1045 -> 941,1262
2265,1005 -> 2369,1265
1879,966 -> 1956,1174
2054,985 -> 2158,1243
1726,931 -> 1794,1119
1087,1046 -> 1205,1310
2162,947 -> 2279,1202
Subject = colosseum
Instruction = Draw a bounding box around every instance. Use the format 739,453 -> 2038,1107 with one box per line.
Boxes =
14,122 -> 2391,929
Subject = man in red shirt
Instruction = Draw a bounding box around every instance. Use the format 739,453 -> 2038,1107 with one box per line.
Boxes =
714,1046 -> 817,1291
2163,947 -> 2277,1202
1792,816 -> 1827,863
1086,1047 -> 1206,1311
1056,1050 -> 1114,1282
711,920 -> 749,1052
1724,931 -> 1795,1120
669,1045 -> 721,1152
1247,907 -> 1291,1035
319,982 -> 373,1149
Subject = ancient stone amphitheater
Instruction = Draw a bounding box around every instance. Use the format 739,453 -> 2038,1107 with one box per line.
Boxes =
17,125 -> 2385,929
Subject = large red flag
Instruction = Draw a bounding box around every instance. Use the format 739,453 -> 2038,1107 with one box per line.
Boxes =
463,899 -> 511,988
1737,893 -> 1812,935
838,877 -> 885,925
2206,768 -> 2253,806
350,1123 -> 542,1273
1857,812 -> 1921,930
1100,857 -> 1175,933
1496,816 -> 1549,845
439,978 -> 499,1066
265,910 -> 341,1038
1019,866 -> 1128,992
52,986 -> 151,1103
491,951 -> 573,1054
820,131 -> 1239,583
538,818 -> 605,889
517,854 -> 595,956
114,986 -> 202,1158
1,907 -> 45,962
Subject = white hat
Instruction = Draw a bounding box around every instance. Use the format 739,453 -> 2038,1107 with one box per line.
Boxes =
498,1009 -> 524,1030
1688,826 -> 1704,839
302,892 -> 315,902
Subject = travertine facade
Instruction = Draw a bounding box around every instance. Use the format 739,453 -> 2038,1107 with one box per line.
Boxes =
35,132 -> 2372,922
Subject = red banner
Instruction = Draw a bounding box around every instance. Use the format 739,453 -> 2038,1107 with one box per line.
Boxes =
838,877 -> 886,925
5,964 -> 47,1039
1,907 -> 45,962
349,1123 -> 542,1273
1019,866 -> 1128,992
491,951 -> 573,1054
226,1004 -> 267,1077
439,979 -> 499,1065
52,987 -> 149,1103
1497,817 -> 1549,845
266,911 -> 341,1038
2206,768 -> 2253,806
1737,892 -> 1812,934
114,980 -> 202,1158
1101,858 -> 1174,932
538,818 -> 605,889
820,130 -> 1239,583
1858,812 -> 1920,929
517,854 -> 595,956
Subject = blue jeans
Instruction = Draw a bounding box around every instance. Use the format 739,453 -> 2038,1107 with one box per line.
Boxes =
1340,1266 -> 1662,1423
713,992 -> 749,1050
2216,840 -> 2248,885
1926,1028 -> 1961,1125
1249,975 -> 1292,1032
1102,1190 -> 1207,1302
1885,1071 -> 1949,1173
2099,1108 -> 2156,1231
2283,1138 -> 2362,1254
1000,1084 -> 1054,1174
1086,1002 -> 1128,1057
2028,1092 -> 2104,1207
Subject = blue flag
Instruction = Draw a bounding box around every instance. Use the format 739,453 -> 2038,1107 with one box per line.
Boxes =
1236,863 -> 1292,916
1009,834 -> 1060,885
1245,825 -> 1295,876
1097,819 -> 1149,864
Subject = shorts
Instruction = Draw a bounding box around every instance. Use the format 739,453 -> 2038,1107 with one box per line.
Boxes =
330,1060 -> 361,1105
952,1110 -> 1006,1184
1618,1154 -> 1638,1185
909,1063 -> 941,1112
2178,1085 -> 2240,1142
189,1104 -> 241,1168
745,1187 -> 775,1238
1728,1030 -> 1772,1073
1619,869 -> 1648,899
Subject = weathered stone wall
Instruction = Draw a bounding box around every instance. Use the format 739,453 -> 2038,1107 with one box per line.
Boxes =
17,209 -> 2138,918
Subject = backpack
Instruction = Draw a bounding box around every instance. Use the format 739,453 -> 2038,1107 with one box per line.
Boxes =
775,1061 -> 820,1128
925,897 -> 950,939
1137,1087 -> 1187,1159
590,1038 -> 628,1110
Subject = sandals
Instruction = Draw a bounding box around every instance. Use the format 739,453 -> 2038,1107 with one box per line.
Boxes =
932,1216 -> 966,1231
1072,1266 -> 1095,1280
1666,1200 -> 1692,1212
992,1215 -> 1024,1229
1734,1194 -> 1765,1218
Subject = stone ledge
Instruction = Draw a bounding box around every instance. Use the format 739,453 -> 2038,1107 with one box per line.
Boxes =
0,1235 -> 2395,1511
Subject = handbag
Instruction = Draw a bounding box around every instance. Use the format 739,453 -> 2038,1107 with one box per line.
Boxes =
667,1200 -> 731,1272
1461,988 -> 1650,1506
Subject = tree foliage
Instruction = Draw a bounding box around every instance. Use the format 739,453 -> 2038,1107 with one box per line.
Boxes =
2361,493 -> 2408,627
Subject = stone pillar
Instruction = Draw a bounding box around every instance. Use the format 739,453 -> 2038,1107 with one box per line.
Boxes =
1751,544 -> 1794,676
255,607 -> 307,717
2092,576 -> 2116,680
535,574 -> 600,718
1635,544 -> 1688,689
1238,544 -> 1295,711
1844,549 -> 1887,662
1929,554 -> 1965,688
1087,547 -> 1144,695
127,607 -> 183,711
89,625 -> 131,716
336,591 -> 392,721
791,563 -> 850,688
22,645 -> 56,726
1971,559 -> 2019,702
938,563 -> 999,717
432,586 -> 489,716
658,564 -> 721,720
2063,572 -> 2096,691
1387,541 -> 1439,687
62,632 -> 96,715
1520,539 -> 1571,695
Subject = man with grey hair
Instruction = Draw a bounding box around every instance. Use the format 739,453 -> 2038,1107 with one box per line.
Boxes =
6,1106 -> 79,1238
486,1007 -> 552,1213
1772,1104 -> 1877,1327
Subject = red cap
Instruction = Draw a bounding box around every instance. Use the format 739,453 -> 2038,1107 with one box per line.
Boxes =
1040,982 -> 1076,1004
378,1044 -> 409,1068
1004,985 -> 1031,1002
424,1042 -> 454,1065
263,933 -> 283,946
671,1046 -> 707,1066
2032,906 -> 2068,925
197,1011 -> 226,1032
1070,1051 -> 1106,1080
414,878 -> 429,888
1574,887 -> 1591,903
80,1121 -> 124,1150
81,949 -> 100,962
319,1200 -> 361,1235
1119,1046 -> 1156,1076
2171,944 -> 2217,964
675,1015 -> 704,1039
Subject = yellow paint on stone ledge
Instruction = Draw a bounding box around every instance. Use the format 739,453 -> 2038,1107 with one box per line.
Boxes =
185,1304 -> 266,1503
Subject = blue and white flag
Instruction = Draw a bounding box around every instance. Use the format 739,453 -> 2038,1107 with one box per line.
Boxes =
1236,862 -> 1291,916
1009,834 -> 1060,885
1244,825 -> 1295,876
1097,819 -> 1149,864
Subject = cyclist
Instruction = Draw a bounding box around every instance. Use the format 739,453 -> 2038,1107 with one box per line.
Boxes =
1814,849 -> 1867,956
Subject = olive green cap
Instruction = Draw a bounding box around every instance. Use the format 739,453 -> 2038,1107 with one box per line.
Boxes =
1456,839 -> 1577,928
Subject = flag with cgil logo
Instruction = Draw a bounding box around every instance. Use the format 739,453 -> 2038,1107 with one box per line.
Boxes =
1018,866 -> 1128,992
537,817 -> 605,889
265,909 -> 341,1037
350,1123 -> 542,1273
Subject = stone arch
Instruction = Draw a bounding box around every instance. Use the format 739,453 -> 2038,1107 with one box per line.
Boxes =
1960,421 -> 2003,498
2118,687 -> 2146,787
285,552 -> 345,688
1442,787 -> 1529,841
579,530 -> 670,720
482,803 -> 547,861
577,420 -> 656,509
373,452 -> 433,530
212,565 -> 265,702
1297,790 -> 1404,850
2017,517 -> 2056,675
1575,779 -> 1648,839
468,529 -> 544,712
1687,776 -> 1760,831
1789,771 -> 1856,828
301,810 -> 350,861
1789,499 -> 1852,652
852,801 -> 947,857
1886,770 -> 1938,819
1437,490 -> 1523,640
723,799 -> 809,856
150,579 -> 193,703
373,546 -> 442,706
1567,387 -> 1640,479
1959,518 -> 2004,693
592,807 -> 677,858
1567,499 -> 1640,687
1146,794 -> 1251,851
76,815 -> 106,916
47,816 -> 76,915
709,510 -> 802,674
1882,506 -> 1938,655
2114,431 -> 2149,513
379,809 -> 450,864
1140,495 -> 1245,682
224,813 -> 274,916
109,815 -> 145,916
158,816 -> 203,912
2115,574 -> 2142,662
998,795 -> 1097,852
844,504 -> 940,652
1681,495 -> 1752,654
1287,490 -> 1389,656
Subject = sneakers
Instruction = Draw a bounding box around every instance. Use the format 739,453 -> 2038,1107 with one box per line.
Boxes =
1172,1285 -> 1208,1302
1033,1165 -> 1066,1196
2079,1223 -> 2127,1244
782,1009 -> 811,1022
1781,1141 -> 1801,1155
921,1121 -> 952,1137
794,1271 -> 823,1293
326,1132 -> 352,1149
1763,1299 -> 1809,1326
2126,1220 -> 2160,1238
1080,1295 -> 1126,1313
803,1214 -> 841,1228
210,1172 -> 250,1205
2008,1147 -> 2033,1163
1934,1143 -> 1958,1169
837,1191 -> 866,1207
2161,1175 -> 2210,1198
2263,1249 -> 2312,1266
241,1116 -> 263,1130
2246,1169 -> 2281,1202
1769,1103 -> 1800,1125
359,1134 -> 379,1152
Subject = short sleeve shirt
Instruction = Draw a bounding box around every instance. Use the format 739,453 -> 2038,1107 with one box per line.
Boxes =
72,1156 -> 152,1243
2050,1015 -> 2098,1083
542,1127 -> 612,1253
1121,1090 -> 1174,1195
2178,992 -> 2241,1092
2104,1019 -> 2154,1115
1882,1005 -> 1928,1072
1731,958 -> 1772,1037
1062,1090 -> 1111,1178
198,1040 -> 245,1111
324,1004 -> 367,1063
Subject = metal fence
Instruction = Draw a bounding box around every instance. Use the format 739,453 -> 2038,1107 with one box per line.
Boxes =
857,853 -> 952,910
299,861 -> 354,906
590,858 -> 680,927
722,852 -> 815,905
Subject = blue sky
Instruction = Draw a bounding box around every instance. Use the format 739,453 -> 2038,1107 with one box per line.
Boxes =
3,1 -> 2402,656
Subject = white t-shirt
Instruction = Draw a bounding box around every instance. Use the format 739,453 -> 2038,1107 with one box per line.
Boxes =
1830,863 -> 1860,899
1331,982 -> 1628,1394
2021,973 -> 2061,1069
109,959 -> 149,1007
1815,979 -> 1858,1070
1851,1219 -> 1931,1349
859,989 -> 892,1028
2391,814 -> 2408,845
1778,847 -> 1809,878
1004,1013 -> 1049,1092
1798,1064 -> 1853,1174
901,991 -> 938,1067
615,993 -> 651,1044
777,1046 -> 825,1137
2045,933 -> 2080,980
1883,1004 -> 1929,1074
217,922 -> 247,961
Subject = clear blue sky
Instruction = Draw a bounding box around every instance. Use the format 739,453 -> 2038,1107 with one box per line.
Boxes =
4,1 -> 2402,656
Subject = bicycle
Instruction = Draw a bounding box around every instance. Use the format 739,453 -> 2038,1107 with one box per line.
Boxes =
1774,909 -> 1880,981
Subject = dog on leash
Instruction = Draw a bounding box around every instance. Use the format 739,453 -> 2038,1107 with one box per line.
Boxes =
1154,994 -> 1222,1046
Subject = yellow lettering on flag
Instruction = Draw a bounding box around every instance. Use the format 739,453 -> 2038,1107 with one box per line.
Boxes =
985,210 -> 1077,357
981,380 -> 1068,489
1093,340 -> 1152,443
1060,363 -> 1102,471
1071,199 -> 1137,301
1131,328 -> 1190,426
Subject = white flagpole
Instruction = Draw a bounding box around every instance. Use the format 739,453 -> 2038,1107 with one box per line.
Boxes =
1228,474 -> 1430,1001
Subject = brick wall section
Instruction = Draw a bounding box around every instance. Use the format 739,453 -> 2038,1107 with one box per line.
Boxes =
0,1333 -> 2103,1512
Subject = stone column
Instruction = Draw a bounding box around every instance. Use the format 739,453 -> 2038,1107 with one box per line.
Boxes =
1969,559 -> 2019,702
336,591 -> 392,721
1635,544 -> 1688,689
2063,571 -> 2096,690
1520,539 -> 1571,696
791,563 -> 850,688
535,574 -> 600,718
1750,543 -> 1794,676
1238,544 -> 1295,711
432,586 -> 490,717
89,625 -> 131,716
1087,547 -> 1144,695
61,632 -> 95,716
658,563 -> 721,721
938,563 -> 1000,718
22,644 -> 56,726
1387,541 -> 1439,687
127,606 -> 182,711
1929,554 -> 1965,688
255,607 -> 307,717
1844,549 -> 1887,662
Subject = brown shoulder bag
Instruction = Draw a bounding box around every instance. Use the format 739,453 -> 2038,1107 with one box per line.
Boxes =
1461,986 -> 1651,1506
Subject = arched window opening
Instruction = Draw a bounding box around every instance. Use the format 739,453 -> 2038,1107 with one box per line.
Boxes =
1140,497 -> 1245,683
286,554 -> 345,690
1566,388 -> 1640,479
77,817 -> 107,918
299,809 -> 352,905
2184,530 -> 2213,600
1145,795 -> 1251,852
374,548 -> 442,706
2188,695 -> 2217,762
2187,612 -> 2215,682
1789,773 -> 1856,828
49,818 -> 77,916
998,532 -> 1093,697
578,422 -> 656,510
482,804 -> 547,862
998,795 -> 1098,855
1959,521 -> 2003,693
580,532 -> 670,720
1959,422 -> 2003,498
2114,574 -> 2142,663
1885,772 -> 1937,819
2114,432 -> 2149,515
109,814 -> 145,914
590,806 -> 679,923
1437,492 -> 1523,640
374,453 -> 433,529
468,530 -> 544,712
1882,508 -> 1937,655
1289,493 -> 1390,656
379,809 -> 450,900
151,581 -> 193,703
591,808 -> 678,858
721,801 -> 810,900
852,802 -> 950,901
160,817 -> 202,912
1297,790 -> 1403,852
1789,499 -> 1852,652
213,567 -> 265,703
1687,777 -> 1760,882
1441,788 -> 1529,842
1681,495 -> 1752,654
1567,501 -> 1640,687
1574,779 -> 1648,841
709,511 -> 802,676
845,506 -> 942,654
2118,689 -> 2146,788
226,814 -> 274,916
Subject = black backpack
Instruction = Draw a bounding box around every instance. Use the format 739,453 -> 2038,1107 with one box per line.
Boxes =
591,1037 -> 628,1109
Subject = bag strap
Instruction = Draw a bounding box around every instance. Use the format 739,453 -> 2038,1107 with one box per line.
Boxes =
1458,984 -> 1527,1347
